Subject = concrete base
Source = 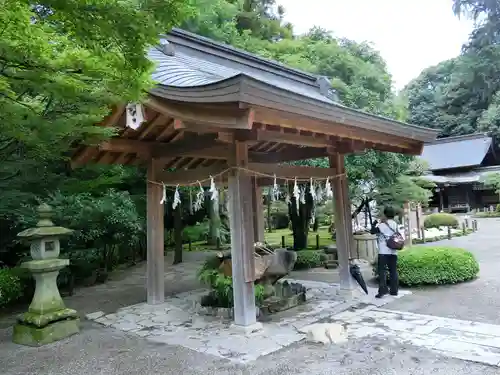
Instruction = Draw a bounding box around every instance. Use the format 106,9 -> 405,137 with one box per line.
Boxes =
13,318 -> 80,347
229,322 -> 263,335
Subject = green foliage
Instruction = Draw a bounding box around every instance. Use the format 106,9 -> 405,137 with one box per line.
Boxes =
424,213 -> 459,229
264,200 -> 290,230
293,250 -> 326,270
373,246 -> 480,286
481,173 -> 500,196
183,220 -> 210,242
0,0 -> 192,153
399,246 -> 479,286
17,190 -> 144,271
0,268 -> 23,307
197,256 -> 265,307
405,1 -> 500,137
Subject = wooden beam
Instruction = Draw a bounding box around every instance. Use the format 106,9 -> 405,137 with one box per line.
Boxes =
250,147 -> 329,163
99,134 -> 223,158
156,164 -> 229,185
238,129 -> 331,148
98,104 -> 125,127
71,147 -> 99,168
152,133 -> 220,159
146,97 -> 254,130
248,163 -> 337,179
251,106 -> 419,151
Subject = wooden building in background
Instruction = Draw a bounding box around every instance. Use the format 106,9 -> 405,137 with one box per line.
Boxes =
421,134 -> 500,212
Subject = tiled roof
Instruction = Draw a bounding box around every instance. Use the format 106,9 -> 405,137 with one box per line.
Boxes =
145,28 -> 438,144
421,134 -> 492,171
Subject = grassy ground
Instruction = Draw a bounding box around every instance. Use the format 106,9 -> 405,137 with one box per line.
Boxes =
166,226 -> 334,252
264,226 -> 333,250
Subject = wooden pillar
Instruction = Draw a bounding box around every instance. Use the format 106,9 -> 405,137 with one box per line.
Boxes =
146,159 -> 165,305
329,154 -> 354,292
438,189 -> 444,212
403,202 -> 412,246
228,142 -> 258,327
251,177 -> 265,243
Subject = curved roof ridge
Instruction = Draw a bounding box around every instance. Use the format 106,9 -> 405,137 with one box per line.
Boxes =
430,133 -> 490,144
166,28 -> 320,87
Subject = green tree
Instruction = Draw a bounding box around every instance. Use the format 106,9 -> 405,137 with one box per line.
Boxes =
0,0 -> 192,156
405,1 -> 500,137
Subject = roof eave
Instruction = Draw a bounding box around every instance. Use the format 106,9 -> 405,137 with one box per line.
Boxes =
150,74 -> 437,144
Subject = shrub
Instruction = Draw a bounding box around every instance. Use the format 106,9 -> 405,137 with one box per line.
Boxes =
424,213 -> 459,229
293,250 -> 326,270
373,246 -> 479,286
496,204 -> 500,213
474,211 -> 500,218
0,268 -> 23,307
183,221 -> 210,243
198,259 -> 265,307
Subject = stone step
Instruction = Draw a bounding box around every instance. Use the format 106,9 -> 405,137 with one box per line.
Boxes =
324,261 -> 338,269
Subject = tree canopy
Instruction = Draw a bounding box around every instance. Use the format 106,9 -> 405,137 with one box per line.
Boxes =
405,0 -> 500,138
0,0 -> 434,257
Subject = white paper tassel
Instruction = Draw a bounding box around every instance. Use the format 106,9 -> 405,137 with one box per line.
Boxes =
172,185 -> 181,210
160,183 -> 167,205
310,209 -> 316,226
293,177 -> 300,212
316,184 -> 324,203
309,178 -> 316,201
284,182 -> 291,205
299,187 -> 306,205
272,174 -> 280,201
193,181 -> 204,211
209,176 -> 219,203
125,103 -> 145,130
325,178 -> 333,199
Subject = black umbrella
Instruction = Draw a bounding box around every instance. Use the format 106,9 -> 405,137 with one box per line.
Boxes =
350,263 -> 368,294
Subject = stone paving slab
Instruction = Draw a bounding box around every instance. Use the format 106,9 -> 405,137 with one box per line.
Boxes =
87,279 -> 410,364
334,306 -> 500,367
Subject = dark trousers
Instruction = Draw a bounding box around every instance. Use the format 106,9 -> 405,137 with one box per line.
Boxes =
378,254 -> 398,295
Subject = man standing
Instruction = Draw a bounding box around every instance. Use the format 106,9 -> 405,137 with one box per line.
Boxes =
371,206 -> 401,298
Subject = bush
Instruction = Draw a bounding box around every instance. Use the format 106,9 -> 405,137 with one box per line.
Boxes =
294,250 -> 326,270
183,221 -> 209,243
0,268 -> 23,307
197,257 -> 265,307
424,213 -> 459,229
373,246 -> 479,286
474,211 -> 500,218
265,201 -> 289,230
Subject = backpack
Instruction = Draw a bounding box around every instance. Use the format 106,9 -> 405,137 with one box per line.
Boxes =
383,222 -> 405,251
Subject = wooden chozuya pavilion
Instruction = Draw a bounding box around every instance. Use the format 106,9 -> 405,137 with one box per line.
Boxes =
71,29 -> 438,329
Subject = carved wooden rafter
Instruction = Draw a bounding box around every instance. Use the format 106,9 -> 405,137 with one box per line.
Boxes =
145,97 -> 254,130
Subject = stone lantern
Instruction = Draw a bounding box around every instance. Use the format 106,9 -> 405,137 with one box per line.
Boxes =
12,204 -> 80,346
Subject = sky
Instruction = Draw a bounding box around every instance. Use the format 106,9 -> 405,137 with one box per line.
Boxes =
279,0 -> 475,90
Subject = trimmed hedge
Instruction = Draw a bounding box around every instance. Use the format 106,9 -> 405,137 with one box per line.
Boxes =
373,246 -> 479,286
412,228 -> 474,244
293,250 -> 326,270
474,211 -> 500,218
424,213 -> 459,229
0,268 -> 23,307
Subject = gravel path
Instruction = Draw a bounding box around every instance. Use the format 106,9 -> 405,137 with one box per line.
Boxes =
2,220 -> 500,374
1,321 -> 498,375
385,217 -> 500,324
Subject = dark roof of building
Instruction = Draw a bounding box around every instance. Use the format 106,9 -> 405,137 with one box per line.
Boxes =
421,133 -> 492,171
423,165 -> 500,184
146,28 -> 437,144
